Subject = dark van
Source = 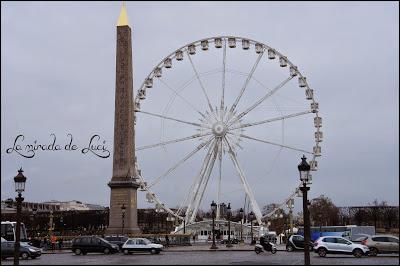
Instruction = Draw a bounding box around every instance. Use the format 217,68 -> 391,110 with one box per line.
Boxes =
71,236 -> 119,255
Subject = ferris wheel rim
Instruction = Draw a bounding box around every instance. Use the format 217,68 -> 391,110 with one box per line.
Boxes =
134,35 -> 322,226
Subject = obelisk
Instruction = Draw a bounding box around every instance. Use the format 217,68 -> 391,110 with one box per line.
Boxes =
106,3 -> 141,234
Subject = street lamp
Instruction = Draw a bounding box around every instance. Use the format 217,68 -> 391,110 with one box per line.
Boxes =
49,210 -> 54,234
286,198 -> 294,236
210,200 -> 218,249
226,203 -> 232,248
31,208 -> 37,238
298,155 -> 311,265
239,207 -> 244,244
121,204 -> 126,235
60,216 -> 64,236
13,168 -> 27,266
249,211 -> 255,245
181,213 -> 186,234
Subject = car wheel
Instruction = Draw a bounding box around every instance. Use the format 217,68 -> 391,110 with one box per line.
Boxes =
150,248 -> 157,255
123,249 -> 129,255
74,249 -> 82,255
286,245 -> 294,252
255,248 -> 262,254
318,248 -> 327,257
353,249 -> 363,258
104,248 -> 110,255
369,247 -> 378,256
21,252 -> 29,260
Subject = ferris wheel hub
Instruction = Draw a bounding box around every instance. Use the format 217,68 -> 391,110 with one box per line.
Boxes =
212,122 -> 227,137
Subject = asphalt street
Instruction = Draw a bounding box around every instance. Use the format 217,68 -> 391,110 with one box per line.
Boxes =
2,250 -> 399,265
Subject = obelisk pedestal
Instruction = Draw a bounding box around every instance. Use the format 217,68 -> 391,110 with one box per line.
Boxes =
106,4 -> 141,235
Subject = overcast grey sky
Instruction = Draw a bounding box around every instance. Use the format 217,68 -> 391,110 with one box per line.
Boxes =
1,2 -> 398,213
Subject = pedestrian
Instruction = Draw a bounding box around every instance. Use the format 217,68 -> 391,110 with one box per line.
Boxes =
165,235 -> 169,248
192,234 -> 196,244
58,237 -> 63,250
43,236 -> 48,250
51,235 -> 57,251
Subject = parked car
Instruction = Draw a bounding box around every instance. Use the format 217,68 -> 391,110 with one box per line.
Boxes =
1,238 -> 41,260
103,236 -> 128,250
121,238 -> 163,255
286,235 -> 313,252
313,236 -> 369,258
220,238 -> 239,244
71,236 -> 119,255
361,235 -> 399,256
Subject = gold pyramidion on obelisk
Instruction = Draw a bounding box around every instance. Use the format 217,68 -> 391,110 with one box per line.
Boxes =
117,1 -> 129,26
106,2 -> 141,235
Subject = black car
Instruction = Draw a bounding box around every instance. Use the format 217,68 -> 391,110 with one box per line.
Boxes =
71,236 -> 119,255
104,236 -> 128,250
1,239 -> 41,260
286,235 -> 313,252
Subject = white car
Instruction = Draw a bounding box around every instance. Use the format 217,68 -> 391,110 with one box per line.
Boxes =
121,238 -> 163,255
313,236 -> 369,258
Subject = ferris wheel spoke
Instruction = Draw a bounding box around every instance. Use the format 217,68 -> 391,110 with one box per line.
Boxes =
229,50 -> 264,115
230,110 -> 312,130
138,110 -> 208,128
159,78 -> 206,118
230,132 -> 313,155
223,136 -> 263,225
228,76 -> 294,126
147,137 -> 214,188
187,51 -> 214,113
189,140 -> 219,223
220,39 -> 227,113
136,132 -> 212,151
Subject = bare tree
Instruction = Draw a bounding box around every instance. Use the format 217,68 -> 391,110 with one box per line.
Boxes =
309,195 -> 339,226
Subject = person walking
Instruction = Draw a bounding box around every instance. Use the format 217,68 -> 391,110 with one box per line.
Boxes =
165,235 -> 170,248
50,235 -> 57,251
58,237 -> 63,250
43,236 -> 48,250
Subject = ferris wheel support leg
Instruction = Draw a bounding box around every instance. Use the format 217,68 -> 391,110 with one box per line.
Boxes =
224,137 -> 263,226
189,140 -> 219,223
185,139 -> 216,224
216,141 -> 223,221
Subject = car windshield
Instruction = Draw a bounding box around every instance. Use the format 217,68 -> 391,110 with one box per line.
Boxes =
99,238 -> 111,245
20,242 -> 31,247
143,239 -> 151,245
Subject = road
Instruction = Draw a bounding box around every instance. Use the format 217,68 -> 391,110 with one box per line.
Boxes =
2,251 -> 399,265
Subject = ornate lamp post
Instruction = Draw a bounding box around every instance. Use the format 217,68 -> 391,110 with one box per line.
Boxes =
286,198 -> 294,236
298,155 -> 311,265
49,210 -> 54,235
226,203 -> 232,248
210,200 -> 218,249
249,211 -> 255,245
121,204 -> 126,235
59,216 -> 64,236
181,213 -> 186,234
239,207 -> 244,244
13,168 -> 27,266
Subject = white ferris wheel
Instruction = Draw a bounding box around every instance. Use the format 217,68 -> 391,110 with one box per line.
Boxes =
133,36 -> 322,230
